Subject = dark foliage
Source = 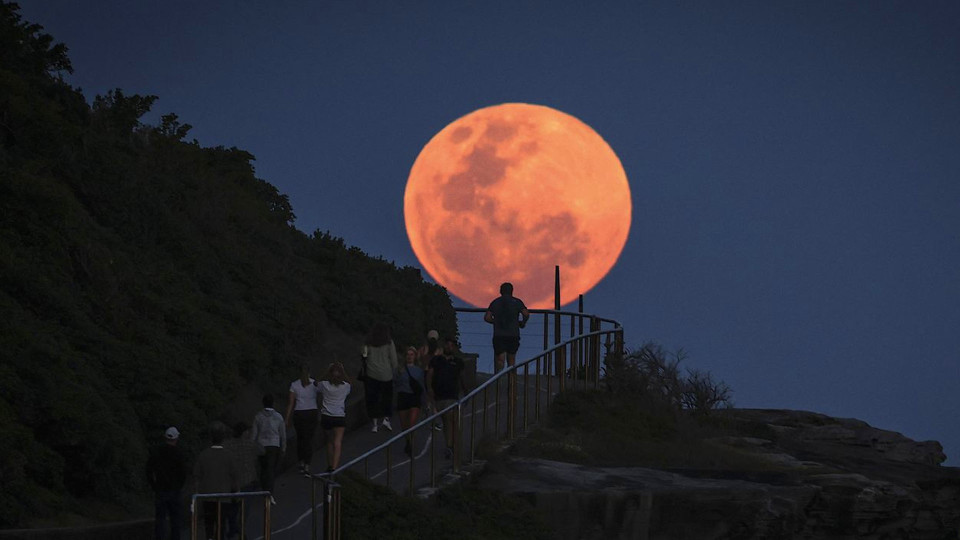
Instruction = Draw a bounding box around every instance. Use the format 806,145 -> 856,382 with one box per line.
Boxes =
0,2 -> 456,527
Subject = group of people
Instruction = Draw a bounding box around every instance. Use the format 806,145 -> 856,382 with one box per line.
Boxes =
148,283 -> 529,540
359,323 -> 469,458
146,362 -> 353,540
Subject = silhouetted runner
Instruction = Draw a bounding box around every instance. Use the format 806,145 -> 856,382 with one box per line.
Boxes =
484,282 -> 530,372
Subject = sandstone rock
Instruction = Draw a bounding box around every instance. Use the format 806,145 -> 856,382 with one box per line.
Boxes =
479,409 -> 960,539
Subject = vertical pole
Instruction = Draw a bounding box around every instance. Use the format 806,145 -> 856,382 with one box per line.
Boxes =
535,356 -> 541,421
409,432 -> 415,494
264,493 -> 271,540
470,394 -> 476,464
430,423 -> 436,487
482,384 -> 488,436
191,496 -> 198,540
542,312 -> 548,362
495,377 -> 501,439
523,362 -> 529,433
386,446 -> 391,488
554,266 -> 562,391
578,295 -> 585,390
453,404 -> 461,473
312,479 -> 317,540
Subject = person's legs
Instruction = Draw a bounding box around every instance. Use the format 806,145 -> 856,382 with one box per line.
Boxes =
154,492 -> 169,540
364,379 -> 380,427
293,409 -> 317,468
259,446 -> 279,493
379,379 -> 394,425
202,501 -> 219,540
331,426 -> 345,468
166,492 -> 183,540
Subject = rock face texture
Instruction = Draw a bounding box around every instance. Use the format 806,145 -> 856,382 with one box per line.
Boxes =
478,409 -> 960,540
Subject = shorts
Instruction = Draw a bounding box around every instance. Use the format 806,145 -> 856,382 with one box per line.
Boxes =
493,335 -> 520,355
320,415 -> 346,430
396,392 -> 421,411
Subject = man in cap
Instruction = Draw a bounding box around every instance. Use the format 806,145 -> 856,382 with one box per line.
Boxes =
146,426 -> 187,540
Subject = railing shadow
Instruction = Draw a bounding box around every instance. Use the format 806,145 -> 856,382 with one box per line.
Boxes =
307,308 -> 623,540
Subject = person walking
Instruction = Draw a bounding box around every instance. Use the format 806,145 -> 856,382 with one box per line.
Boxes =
363,322 -> 398,433
193,422 -> 238,540
146,426 -> 187,540
427,338 -> 466,459
417,329 -> 441,370
484,282 -> 530,373
250,394 -> 285,504
396,346 -> 426,456
317,361 -> 352,472
222,421 -> 263,539
284,364 -> 321,476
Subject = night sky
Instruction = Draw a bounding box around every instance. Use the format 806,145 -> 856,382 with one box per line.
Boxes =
20,2 -> 960,464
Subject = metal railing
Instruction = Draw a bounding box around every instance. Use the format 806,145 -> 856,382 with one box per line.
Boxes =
190,491 -> 272,540
309,308 -> 623,540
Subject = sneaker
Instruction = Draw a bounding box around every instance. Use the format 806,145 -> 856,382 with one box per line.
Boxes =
433,423 -> 443,431
382,418 -> 393,431
270,496 -> 277,505
371,420 -> 379,433
302,464 -> 311,476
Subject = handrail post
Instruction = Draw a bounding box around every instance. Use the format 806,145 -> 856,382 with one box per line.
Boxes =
323,480 -> 342,540
453,403 -> 463,473
508,365 -> 516,439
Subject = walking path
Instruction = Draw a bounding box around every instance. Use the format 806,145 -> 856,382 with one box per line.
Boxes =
227,371 -> 560,540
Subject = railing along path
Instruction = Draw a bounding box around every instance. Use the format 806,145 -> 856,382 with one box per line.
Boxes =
309,308 -> 623,540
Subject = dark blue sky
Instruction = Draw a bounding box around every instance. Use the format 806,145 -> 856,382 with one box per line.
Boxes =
22,1 -> 960,464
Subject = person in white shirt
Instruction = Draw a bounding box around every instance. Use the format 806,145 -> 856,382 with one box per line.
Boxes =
317,362 -> 353,473
284,364 -> 321,475
250,394 -> 285,503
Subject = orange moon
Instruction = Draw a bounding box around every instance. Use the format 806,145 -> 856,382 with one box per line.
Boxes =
403,103 -> 631,308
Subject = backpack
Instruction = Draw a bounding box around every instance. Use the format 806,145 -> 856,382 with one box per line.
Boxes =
406,365 -> 423,397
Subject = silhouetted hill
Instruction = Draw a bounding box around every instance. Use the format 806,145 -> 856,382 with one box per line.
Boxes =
0,2 -> 455,527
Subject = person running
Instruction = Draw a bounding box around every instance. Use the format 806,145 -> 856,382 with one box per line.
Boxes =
317,361 -> 352,473
285,364 -> 321,475
484,282 -> 530,373
193,422 -> 238,540
250,394 -> 285,504
395,346 -> 426,455
363,322 -> 398,433
427,338 -> 466,459
146,426 -> 187,540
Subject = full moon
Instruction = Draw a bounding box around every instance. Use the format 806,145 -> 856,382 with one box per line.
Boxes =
404,103 -> 632,308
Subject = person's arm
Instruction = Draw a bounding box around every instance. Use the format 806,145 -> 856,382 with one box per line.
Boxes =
426,363 -> 435,402
519,307 -> 530,328
284,390 -> 295,428
484,310 -> 495,324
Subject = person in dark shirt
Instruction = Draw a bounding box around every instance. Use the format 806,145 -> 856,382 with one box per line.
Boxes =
194,422 -> 239,540
146,426 -> 187,540
484,282 -> 530,373
427,338 -> 466,458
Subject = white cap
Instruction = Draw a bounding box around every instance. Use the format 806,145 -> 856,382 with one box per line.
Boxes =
427,330 -> 439,340
164,426 -> 180,440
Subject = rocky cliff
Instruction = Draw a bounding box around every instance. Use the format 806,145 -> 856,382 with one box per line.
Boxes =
478,409 -> 960,539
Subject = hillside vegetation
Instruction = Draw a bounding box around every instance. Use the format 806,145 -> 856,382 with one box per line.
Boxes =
0,2 -> 455,527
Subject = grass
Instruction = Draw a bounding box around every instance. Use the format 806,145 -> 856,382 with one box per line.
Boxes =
338,472 -> 552,540
511,390 -> 817,474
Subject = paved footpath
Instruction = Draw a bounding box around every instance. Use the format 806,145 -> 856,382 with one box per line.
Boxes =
195,371 -> 567,540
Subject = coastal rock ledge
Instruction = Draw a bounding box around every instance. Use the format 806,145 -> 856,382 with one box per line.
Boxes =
478,409 -> 960,540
